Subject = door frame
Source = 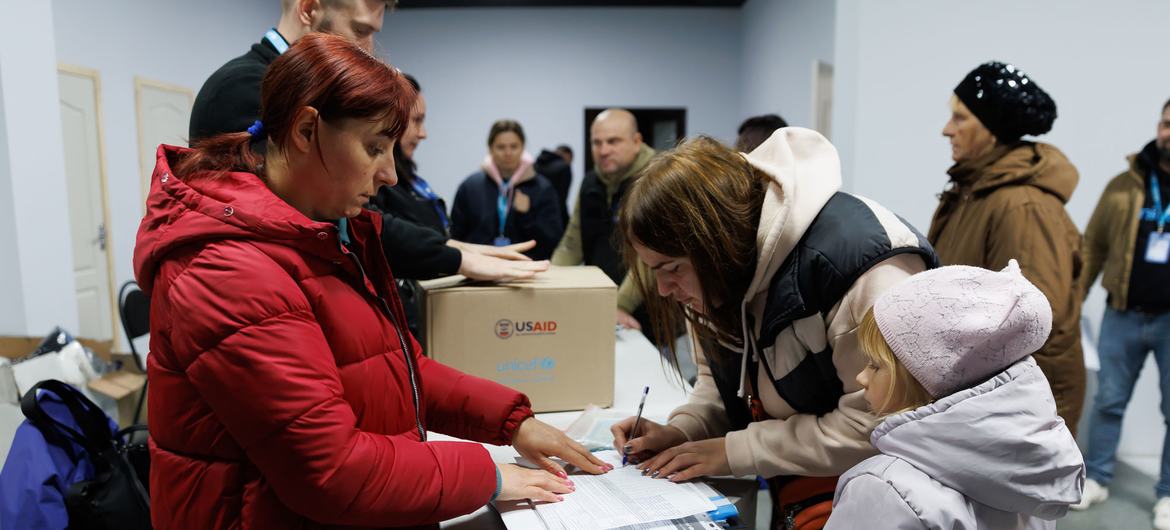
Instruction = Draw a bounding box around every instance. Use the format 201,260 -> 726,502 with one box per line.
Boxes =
58,63 -> 119,342
134,76 -> 193,205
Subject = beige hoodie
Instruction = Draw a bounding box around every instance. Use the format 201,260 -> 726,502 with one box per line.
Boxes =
667,129 -> 929,478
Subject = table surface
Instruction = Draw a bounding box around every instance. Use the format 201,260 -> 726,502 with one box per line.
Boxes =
438,328 -> 696,530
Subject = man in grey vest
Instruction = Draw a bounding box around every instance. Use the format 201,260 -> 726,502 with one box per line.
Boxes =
552,109 -> 656,331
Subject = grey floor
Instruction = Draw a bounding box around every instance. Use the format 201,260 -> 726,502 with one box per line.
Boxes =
1061,460 -> 1157,530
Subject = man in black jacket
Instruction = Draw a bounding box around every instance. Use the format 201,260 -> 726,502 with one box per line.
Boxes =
189,0 -> 392,141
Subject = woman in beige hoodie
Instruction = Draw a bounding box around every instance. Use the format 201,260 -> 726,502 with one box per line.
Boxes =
611,130 -> 937,527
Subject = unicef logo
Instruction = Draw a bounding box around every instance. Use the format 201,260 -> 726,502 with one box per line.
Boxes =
495,319 -> 514,339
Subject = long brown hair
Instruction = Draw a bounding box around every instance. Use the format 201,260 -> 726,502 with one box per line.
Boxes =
619,136 -> 767,364
175,33 -> 415,179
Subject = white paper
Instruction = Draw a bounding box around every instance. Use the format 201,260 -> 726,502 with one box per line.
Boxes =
563,405 -> 632,450
531,451 -> 717,530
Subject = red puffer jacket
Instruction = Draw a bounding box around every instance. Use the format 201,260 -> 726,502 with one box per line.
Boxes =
134,145 -> 533,529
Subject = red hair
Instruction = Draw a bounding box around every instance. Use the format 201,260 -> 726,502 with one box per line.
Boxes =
176,33 -> 416,179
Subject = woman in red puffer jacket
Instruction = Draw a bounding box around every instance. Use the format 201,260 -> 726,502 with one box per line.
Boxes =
134,34 -> 609,530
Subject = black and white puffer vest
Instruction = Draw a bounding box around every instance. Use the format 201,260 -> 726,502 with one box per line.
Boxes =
709,192 -> 939,431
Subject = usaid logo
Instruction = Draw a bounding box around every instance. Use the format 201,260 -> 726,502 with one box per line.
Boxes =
494,319 -> 558,339
495,319 -> 514,339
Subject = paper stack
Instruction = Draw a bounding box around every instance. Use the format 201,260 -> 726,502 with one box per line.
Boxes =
496,450 -> 732,530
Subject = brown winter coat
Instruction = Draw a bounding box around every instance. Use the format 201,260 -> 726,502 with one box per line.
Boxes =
928,141 -> 1086,435
1082,148 -> 1155,309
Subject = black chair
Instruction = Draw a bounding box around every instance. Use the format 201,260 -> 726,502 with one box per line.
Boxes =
118,281 -> 150,426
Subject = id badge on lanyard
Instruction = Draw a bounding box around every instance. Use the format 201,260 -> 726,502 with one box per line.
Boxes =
494,184 -> 512,247
1145,174 -> 1170,264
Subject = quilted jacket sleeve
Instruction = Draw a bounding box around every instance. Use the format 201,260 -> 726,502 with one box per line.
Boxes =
168,243 -> 497,526
417,336 -> 535,445
826,474 -> 926,530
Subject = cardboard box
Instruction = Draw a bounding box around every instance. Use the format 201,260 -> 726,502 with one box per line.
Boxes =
0,335 -> 114,362
420,266 -> 616,413
0,336 -> 144,426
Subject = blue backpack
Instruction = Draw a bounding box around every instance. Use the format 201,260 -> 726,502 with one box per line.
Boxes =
0,380 -> 150,529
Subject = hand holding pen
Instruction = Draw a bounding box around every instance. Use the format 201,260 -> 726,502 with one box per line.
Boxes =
622,386 -> 649,466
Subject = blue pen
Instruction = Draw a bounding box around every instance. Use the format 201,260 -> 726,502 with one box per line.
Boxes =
622,386 -> 650,466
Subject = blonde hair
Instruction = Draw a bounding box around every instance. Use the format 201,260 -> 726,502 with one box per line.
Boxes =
857,307 -> 933,415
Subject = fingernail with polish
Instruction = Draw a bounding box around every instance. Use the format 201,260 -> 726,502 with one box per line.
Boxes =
556,471 -> 567,479
651,470 -> 660,478
557,496 -> 564,502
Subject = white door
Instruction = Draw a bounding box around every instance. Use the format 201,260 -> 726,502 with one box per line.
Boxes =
58,66 -> 116,340
811,60 -> 834,140
135,78 -> 192,203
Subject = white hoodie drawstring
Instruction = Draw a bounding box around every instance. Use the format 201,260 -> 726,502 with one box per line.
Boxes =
737,303 -> 752,398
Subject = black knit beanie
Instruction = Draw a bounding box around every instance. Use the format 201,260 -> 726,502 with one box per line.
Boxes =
954,61 -> 1057,143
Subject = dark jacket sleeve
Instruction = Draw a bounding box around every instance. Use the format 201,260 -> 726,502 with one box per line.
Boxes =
449,182 -> 472,243
515,180 -> 566,260
379,213 -> 462,280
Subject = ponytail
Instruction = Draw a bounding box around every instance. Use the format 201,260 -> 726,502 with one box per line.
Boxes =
174,132 -> 265,181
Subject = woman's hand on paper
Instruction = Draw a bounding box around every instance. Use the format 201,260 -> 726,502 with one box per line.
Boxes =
513,417 -> 613,477
496,464 -> 574,503
636,437 -> 730,482
610,418 -> 687,464
449,239 -> 536,261
458,252 -> 549,281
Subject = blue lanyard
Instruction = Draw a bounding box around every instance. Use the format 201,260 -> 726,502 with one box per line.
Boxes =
336,217 -> 350,246
264,28 -> 289,54
496,182 -> 511,237
1145,173 -> 1170,232
409,176 -> 450,232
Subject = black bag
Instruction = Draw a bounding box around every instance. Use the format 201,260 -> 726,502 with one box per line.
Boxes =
20,379 -> 152,530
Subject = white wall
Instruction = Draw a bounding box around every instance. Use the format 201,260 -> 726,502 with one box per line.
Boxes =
739,0 -> 835,130
832,0 -> 1170,474
50,0 -> 276,344
377,7 -> 742,205
0,0 -> 79,336
0,75 -> 26,334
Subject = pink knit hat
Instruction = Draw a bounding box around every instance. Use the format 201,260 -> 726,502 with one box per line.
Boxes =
873,260 -> 1053,398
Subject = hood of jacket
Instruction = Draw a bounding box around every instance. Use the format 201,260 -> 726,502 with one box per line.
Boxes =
481,151 -> 537,189
740,128 -> 842,307
946,141 -> 1078,204
872,357 -> 1084,518
133,144 -> 359,294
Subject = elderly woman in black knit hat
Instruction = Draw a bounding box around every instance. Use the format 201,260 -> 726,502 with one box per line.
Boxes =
928,61 -> 1086,436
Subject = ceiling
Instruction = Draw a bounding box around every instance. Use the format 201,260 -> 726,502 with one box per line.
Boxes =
396,0 -> 746,8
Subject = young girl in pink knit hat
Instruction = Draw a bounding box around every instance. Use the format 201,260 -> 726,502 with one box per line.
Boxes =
825,260 -> 1085,530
